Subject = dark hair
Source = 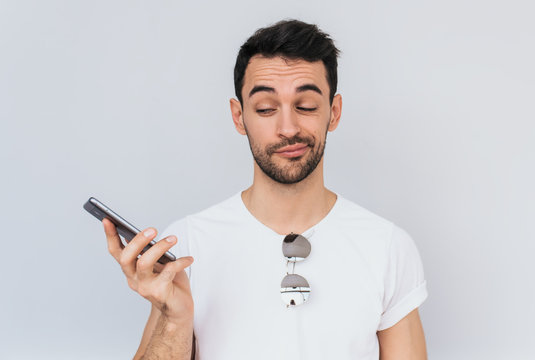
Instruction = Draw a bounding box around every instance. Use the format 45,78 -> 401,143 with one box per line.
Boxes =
234,19 -> 340,105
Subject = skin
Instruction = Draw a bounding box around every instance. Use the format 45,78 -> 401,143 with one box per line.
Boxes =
377,309 -> 427,359
105,55 -> 427,359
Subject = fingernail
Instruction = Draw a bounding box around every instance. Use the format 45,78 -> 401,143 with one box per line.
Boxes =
143,228 -> 155,237
166,236 -> 176,243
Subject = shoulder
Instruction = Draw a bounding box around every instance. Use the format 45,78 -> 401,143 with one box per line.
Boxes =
332,193 -> 395,234
330,194 -> 419,254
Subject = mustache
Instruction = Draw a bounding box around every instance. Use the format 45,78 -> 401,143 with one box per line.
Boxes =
266,135 -> 315,155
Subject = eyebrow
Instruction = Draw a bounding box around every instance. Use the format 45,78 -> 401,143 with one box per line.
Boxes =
248,85 -> 275,98
296,84 -> 322,96
248,83 -> 323,98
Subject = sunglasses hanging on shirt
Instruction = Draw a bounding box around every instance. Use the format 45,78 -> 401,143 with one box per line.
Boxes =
280,232 -> 312,307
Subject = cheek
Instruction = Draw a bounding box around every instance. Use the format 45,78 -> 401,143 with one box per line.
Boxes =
303,117 -> 330,142
244,121 -> 275,147
247,122 -> 273,141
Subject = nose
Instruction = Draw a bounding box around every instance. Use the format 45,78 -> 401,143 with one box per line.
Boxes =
276,105 -> 301,138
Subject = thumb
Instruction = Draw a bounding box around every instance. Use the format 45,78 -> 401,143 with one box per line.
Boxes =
158,256 -> 194,281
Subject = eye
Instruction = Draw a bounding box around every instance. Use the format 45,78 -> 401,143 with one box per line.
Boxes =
297,107 -> 317,112
256,108 -> 275,114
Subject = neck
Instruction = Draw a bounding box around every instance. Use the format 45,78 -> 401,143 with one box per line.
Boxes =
241,158 -> 337,235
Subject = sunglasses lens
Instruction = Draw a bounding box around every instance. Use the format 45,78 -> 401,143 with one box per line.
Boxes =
282,234 -> 311,262
280,274 -> 311,306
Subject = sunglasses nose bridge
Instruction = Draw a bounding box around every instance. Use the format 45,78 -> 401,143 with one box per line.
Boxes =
286,259 -> 296,274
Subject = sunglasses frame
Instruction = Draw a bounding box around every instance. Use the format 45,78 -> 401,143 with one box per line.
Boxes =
281,232 -> 312,307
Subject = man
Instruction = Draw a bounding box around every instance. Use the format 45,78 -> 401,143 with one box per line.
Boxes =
103,20 -> 428,359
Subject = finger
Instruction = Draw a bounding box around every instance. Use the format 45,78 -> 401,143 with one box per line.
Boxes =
157,256 -> 194,283
119,227 -> 158,277
136,235 -> 178,281
102,218 -> 123,261
149,257 -> 194,306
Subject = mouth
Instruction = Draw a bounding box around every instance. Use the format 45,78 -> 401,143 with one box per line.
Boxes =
274,144 -> 310,158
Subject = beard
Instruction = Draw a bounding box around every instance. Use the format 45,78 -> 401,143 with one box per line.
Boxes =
243,121 -> 329,185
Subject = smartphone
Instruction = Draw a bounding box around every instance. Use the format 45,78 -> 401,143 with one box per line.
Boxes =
84,197 -> 176,264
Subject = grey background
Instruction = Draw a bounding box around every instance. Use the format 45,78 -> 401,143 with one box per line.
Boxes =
1,0 -> 534,359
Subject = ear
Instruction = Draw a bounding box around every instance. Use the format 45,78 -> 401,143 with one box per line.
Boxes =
328,94 -> 342,132
230,98 -> 246,135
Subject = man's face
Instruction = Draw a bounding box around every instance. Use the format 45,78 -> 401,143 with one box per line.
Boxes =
231,55 -> 341,184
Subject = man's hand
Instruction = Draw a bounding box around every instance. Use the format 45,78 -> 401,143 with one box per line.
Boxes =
103,218 -> 195,324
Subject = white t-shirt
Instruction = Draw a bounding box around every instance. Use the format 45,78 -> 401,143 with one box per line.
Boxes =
161,192 -> 428,360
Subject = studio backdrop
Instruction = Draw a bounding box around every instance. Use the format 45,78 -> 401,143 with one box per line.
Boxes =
1,0 -> 533,359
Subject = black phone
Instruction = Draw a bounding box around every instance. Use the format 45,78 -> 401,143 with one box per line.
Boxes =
84,197 -> 176,264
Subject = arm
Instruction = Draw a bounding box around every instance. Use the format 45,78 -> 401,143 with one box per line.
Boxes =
140,312 -> 193,360
133,305 -> 162,359
377,308 -> 427,360
102,219 -> 195,360
134,305 -> 194,360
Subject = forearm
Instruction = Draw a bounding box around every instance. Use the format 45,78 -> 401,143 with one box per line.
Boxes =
140,314 -> 193,360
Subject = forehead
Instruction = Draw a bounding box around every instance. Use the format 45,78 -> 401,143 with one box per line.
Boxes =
243,55 -> 328,93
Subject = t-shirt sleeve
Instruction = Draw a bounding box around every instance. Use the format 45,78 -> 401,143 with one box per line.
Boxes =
157,217 -> 193,279
377,225 -> 428,331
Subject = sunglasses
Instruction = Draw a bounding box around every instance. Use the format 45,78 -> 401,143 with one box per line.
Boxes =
280,232 -> 312,307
